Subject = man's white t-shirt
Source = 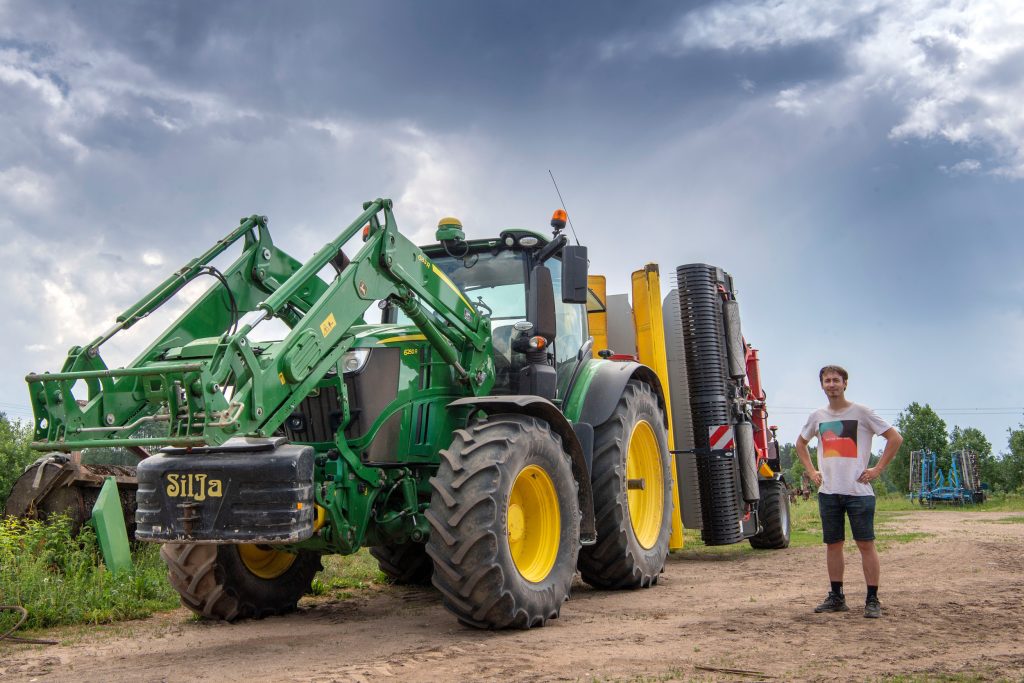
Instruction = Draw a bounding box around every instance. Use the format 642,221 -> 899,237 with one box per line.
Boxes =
799,403 -> 891,496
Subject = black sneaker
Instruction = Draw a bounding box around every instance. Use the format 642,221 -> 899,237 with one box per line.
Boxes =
864,596 -> 882,618
814,591 -> 849,613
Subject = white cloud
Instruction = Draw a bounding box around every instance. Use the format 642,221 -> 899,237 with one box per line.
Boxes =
141,250 -> 163,266
0,57 -> 66,108
774,85 -> 819,116
670,0 -> 883,52
0,166 -> 55,211
388,126 -> 486,243
939,158 -> 982,175
307,118 -> 355,145
653,0 -> 1024,176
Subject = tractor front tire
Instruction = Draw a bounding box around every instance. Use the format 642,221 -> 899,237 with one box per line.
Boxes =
160,543 -> 322,621
748,479 -> 791,549
579,380 -> 673,589
370,542 -> 434,585
426,414 -> 581,629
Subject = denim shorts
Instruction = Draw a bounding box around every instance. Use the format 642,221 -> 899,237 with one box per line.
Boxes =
818,493 -> 875,544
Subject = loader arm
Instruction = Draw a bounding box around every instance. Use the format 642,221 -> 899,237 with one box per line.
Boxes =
27,198 -> 494,451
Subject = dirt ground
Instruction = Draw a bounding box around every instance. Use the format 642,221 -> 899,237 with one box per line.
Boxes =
2,509 -> 1022,682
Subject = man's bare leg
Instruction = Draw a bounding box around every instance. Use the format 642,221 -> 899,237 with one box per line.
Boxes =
856,539 -> 879,586
826,541 -> 845,582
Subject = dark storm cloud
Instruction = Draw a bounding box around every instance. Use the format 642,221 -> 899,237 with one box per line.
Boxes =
39,2 -> 652,120
24,0 -> 854,135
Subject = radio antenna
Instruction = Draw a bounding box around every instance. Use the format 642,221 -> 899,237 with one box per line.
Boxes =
548,170 -> 581,245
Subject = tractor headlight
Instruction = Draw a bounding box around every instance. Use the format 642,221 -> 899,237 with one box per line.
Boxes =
341,348 -> 370,374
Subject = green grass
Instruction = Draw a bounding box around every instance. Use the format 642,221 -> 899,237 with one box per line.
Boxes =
676,492 -> 1024,557
887,493 -> 1024,512
310,548 -> 387,594
674,494 -> 995,556
0,513 -> 389,635
0,515 -> 179,634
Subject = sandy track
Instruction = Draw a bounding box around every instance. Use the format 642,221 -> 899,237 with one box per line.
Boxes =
3,510 -> 1022,682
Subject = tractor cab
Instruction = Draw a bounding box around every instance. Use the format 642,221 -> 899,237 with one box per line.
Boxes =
386,214 -> 588,401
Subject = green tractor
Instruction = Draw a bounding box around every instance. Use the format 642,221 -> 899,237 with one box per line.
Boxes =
24,199 -> 675,628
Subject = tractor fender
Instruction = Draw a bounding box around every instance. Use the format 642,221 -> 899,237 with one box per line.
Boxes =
447,395 -> 597,545
576,361 -> 668,429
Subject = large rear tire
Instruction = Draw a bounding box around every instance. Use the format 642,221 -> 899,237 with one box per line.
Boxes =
160,543 -> 322,621
579,380 -> 672,589
370,542 -> 433,585
425,414 -> 581,629
748,479 -> 791,549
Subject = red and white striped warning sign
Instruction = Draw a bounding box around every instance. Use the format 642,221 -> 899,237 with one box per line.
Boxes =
708,424 -> 734,450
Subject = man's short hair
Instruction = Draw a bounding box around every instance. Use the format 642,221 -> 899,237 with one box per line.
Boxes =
819,365 -> 849,382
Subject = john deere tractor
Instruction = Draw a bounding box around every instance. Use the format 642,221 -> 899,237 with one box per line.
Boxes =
22,200 -> 677,628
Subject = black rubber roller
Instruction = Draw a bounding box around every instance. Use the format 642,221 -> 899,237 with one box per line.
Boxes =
695,450 -> 744,545
675,264 -> 730,451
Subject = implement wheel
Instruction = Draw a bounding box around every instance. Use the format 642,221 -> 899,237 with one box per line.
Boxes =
160,543 -> 322,621
749,479 -> 791,549
370,542 -> 434,585
579,380 -> 672,589
425,414 -> 581,629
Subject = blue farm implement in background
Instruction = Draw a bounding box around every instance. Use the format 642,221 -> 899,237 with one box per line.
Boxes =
909,449 -> 986,507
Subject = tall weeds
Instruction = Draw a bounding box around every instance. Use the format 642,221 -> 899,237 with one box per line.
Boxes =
0,515 -> 177,631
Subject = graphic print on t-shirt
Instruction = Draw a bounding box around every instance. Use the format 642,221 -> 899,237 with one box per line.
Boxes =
819,420 -> 858,458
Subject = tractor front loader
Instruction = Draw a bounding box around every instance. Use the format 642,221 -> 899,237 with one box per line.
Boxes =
22,200 -> 679,629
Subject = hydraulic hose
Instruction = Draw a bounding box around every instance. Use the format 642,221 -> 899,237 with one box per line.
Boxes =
0,605 -> 58,645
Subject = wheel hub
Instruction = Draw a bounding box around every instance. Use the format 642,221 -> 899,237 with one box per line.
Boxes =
508,503 -> 526,542
625,420 -> 664,550
507,464 -> 560,583
238,544 -> 297,579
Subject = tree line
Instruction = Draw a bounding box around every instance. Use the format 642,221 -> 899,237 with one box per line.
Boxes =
0,412 -> 35,508
779,402 -> 1024,494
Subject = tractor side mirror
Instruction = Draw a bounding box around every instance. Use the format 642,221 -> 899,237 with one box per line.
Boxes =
561,245 -> 588,304
528,265 -> 557,341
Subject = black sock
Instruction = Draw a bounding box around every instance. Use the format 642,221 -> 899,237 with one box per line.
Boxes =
831,581 -> 843,596
867,585 -> 878,601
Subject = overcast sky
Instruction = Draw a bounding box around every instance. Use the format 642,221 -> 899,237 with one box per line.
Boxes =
2,1 -> 1022,456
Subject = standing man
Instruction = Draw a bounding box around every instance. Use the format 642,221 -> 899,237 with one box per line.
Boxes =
796,365 -> 903,618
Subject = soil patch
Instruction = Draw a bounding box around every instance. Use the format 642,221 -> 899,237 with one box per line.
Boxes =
2,510 -> 1021,682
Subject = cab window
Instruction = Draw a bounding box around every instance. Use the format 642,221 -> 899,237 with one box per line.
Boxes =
546,256 -> 587,384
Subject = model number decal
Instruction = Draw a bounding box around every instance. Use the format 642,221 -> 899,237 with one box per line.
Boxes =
166,474 -> 223,501
320,312 -> 337,337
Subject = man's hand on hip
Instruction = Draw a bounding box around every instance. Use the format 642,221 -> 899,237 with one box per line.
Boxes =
857,466 -> 882,484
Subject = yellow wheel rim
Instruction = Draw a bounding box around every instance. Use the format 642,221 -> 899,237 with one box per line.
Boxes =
238,544 -> 297,579
508,464 -> 561,583
626,420 -> 665,550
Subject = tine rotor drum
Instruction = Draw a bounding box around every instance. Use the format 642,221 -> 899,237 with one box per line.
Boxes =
674,263 -> 756,543
4,455 -> 138,538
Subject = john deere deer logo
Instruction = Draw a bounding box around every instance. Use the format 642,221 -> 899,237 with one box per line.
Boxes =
166,474 -> 223,501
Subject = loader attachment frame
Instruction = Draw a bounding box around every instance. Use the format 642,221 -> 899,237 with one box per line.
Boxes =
27,199 -> 494,452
